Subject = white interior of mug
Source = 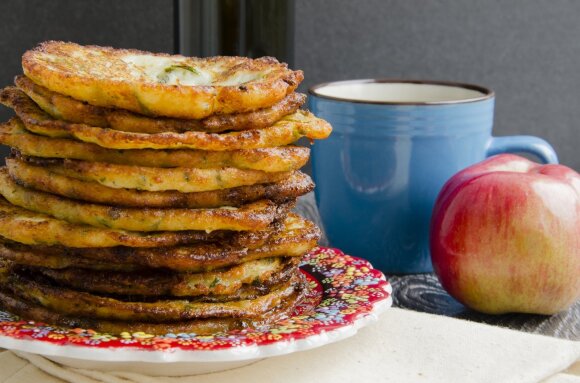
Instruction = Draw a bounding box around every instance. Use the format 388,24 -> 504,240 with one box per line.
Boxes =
311,81 -> 491,104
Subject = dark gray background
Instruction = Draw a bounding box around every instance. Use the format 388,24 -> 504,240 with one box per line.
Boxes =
295,0 -> 580,170
0,0 -> 578,169
0,0 -> 174,159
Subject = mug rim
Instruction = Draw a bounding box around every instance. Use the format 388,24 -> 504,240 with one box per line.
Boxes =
308,79 -> 495,105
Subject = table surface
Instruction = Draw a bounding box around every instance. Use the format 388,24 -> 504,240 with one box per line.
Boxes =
295,193 -> 580,341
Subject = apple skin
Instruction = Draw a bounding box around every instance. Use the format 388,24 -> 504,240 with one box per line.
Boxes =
430,154 -> 580,315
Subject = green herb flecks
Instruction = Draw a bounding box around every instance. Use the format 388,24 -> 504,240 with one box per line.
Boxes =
95,217 -> 113,228
157,64 -> 200,84
209,277 -> 221,288
165,64 -> 199,75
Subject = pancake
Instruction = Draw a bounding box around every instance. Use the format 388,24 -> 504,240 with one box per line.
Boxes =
0,170 -> 289,231
22,41 -> 303,119
0,41 -> 326,338
14,155 -> 290,193
0,87 -> 332,150
16,75 -> 306,134
7,158 -> 313,208
0,213 -> 319,271
0,276 -> 306,335
0,197 -> 281,248
0,119 -> 310,172
31,257 -> 300,297
6,270 -> 300,321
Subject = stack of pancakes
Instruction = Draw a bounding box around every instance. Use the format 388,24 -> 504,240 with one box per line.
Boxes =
0,41 -> 331,335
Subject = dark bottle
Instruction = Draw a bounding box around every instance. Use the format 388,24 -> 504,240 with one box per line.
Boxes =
174,0 -> 295,66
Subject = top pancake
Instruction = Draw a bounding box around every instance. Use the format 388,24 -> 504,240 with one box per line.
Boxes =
22,41 -> 303,119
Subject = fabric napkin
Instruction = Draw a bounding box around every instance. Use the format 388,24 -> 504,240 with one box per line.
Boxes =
0,308 -> 578,383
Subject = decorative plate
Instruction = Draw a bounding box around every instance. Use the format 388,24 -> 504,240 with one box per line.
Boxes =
0,247 -> 392,376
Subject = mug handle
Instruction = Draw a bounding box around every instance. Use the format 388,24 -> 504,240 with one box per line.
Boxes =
486,136 -> 558,164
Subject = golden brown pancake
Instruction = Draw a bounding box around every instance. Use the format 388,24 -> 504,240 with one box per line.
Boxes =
7,158 -> 313,208
0,170 -> 289,232
13,155 -> 290,193
0,277 -> 307,335
6,271 -> 300,321
0,197 -> 286,248
28,257 -> 300,297
22,41 -> 303,119
0,213 -> 319,271
0,87 -> 332,150
16,75 -> 306,134
0,118 -> 310,172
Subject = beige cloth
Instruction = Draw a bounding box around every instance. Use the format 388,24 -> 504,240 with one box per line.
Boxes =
0,308 -> 579,383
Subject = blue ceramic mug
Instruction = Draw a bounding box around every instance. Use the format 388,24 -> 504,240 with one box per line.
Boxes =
308,79 -> 558,274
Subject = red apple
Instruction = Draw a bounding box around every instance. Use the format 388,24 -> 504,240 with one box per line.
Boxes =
430,154 -> 580,315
